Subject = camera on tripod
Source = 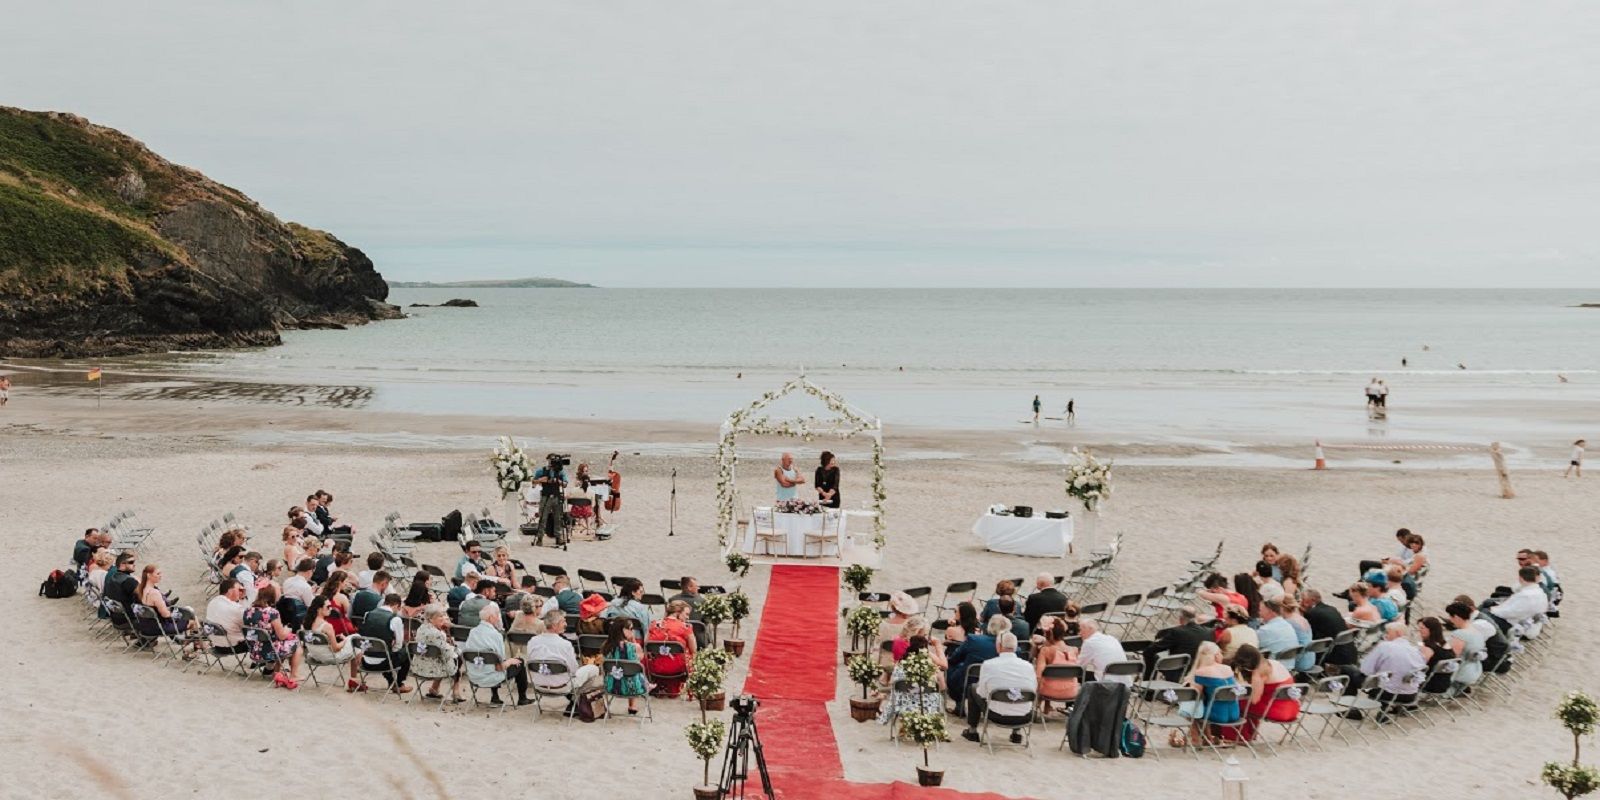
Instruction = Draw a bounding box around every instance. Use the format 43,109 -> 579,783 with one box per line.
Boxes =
730,694 -> 758,715
546,453 -> 571,470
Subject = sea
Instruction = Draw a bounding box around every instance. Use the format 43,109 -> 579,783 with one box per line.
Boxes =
21,288 -> 1599,465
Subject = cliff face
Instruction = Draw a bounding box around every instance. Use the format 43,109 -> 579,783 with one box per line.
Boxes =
0,107 -> 400,357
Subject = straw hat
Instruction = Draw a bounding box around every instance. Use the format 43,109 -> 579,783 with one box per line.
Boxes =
889,591 -> 919,616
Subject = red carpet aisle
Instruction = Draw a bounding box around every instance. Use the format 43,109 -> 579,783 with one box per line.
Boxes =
739,566 -> 1027,800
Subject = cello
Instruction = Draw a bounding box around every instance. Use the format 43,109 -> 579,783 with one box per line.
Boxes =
604,450 -> 622,513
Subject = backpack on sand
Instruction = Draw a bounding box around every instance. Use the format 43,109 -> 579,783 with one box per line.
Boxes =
40,569 -> 79,599
1119,720 -> 1146,758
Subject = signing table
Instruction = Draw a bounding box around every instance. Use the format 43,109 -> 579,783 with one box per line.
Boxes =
972,512 -> 1074,558
739,508 -> 857,558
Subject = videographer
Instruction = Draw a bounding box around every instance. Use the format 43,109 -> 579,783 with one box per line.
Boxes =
533,454 -> 569,544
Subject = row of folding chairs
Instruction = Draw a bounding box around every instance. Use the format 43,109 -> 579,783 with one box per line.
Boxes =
103,509 -> 157,555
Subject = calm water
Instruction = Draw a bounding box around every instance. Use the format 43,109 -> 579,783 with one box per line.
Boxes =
58,289 -> 1600,451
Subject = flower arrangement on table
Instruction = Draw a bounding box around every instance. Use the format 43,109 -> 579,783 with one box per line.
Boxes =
490,436 -> 537,499
1064,448 -> 1113,512
774,498 -> 824,515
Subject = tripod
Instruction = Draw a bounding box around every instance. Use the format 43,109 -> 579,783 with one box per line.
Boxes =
717,701 -> 773,799
668,467 -> 677,536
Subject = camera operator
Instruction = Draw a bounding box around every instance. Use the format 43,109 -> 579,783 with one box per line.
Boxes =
532,454 -> 569,544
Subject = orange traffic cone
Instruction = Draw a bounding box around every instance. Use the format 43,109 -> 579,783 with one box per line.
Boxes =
1313,441 -> 1327,470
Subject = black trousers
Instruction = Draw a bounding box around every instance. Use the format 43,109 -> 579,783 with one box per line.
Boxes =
491,668 -> 529,701
367,653 -> 411,686
966,695 -> 1031,730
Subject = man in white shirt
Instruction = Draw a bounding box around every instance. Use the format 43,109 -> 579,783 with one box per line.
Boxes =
1076,619 -> 1130,685
1488,566 -> 1548,636
234,552 -> 262,604
464,606 -> 530,706
204,578 -> 249,654
297,502 -> 326,537
283,559 -> 317,608
523,611 -> 602,698
1358,622 -> 1427,712
959,632 -> 1037,744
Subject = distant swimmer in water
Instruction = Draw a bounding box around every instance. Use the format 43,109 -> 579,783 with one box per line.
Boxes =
1422,345 -> 1430,351
1401,357 -> 1408,367
1457,363 -> 1467,370
1559,374 -> 1569,383
736,372 -> 742,379
1065,398 -> 1076,426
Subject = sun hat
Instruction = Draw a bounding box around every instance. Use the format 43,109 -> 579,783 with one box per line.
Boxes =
889,591 -> 919,616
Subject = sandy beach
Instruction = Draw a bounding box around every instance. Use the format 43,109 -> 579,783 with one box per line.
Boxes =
2,387 -> 1593,800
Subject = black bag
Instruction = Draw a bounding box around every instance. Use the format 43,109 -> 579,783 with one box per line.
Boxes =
39,569 -> 78,599
440,510 -> 463,541
407,522 -> 443,542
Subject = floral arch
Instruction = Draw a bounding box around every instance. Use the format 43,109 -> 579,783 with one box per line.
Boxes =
715,375 -> 886,548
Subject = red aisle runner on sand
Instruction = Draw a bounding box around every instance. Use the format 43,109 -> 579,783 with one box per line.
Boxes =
740,566 -> 1028,800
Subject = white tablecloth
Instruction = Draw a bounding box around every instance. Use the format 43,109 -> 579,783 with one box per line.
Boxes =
972,513 -> 1073,558
739,509 -> 846,557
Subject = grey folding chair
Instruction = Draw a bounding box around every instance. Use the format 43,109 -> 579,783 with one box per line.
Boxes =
1255,682 -> 1310,755
1203,683 -> 1255,760
601,659 -> 653,722
460,649 -> 511,712
1138,686 -> 1201,761
979,688 -> 1036,753
526,659 -> 580,723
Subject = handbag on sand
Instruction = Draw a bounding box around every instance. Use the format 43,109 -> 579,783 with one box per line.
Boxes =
575,689 -> 606,723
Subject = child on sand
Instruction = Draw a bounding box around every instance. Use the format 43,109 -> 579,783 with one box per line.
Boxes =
1565,440 -> 1585,478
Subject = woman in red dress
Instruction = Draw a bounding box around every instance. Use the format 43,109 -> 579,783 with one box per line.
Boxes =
1229,644 -> 1300,741
318,570 -> 358,637
645,600 -> 698,697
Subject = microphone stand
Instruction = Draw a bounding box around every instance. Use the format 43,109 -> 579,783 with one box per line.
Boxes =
668,468 -> 677,536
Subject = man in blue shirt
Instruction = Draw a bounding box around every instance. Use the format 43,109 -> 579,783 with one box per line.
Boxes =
1255,598 -> 1299,672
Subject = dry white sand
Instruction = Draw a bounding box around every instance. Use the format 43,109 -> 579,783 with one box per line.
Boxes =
1,395 -> 1594,799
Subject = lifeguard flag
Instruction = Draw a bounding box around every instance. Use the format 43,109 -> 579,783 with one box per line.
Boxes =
87,367 -> 102,381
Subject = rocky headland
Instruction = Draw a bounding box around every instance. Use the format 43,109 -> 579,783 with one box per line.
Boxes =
0,107 -> 400,357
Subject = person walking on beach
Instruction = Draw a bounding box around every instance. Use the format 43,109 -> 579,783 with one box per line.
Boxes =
1032,395 -> 1041,424
1565,440 -> 1585,478
0,374 -> 9,407
1364,378 -> 1381,415
1376,380 -> 1389,409
1065,398 -> 1075,426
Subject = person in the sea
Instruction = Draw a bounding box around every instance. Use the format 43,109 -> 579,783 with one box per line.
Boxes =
1065,398 -> 1075,426
1031,395 -> 1041,424
774,452 -> 805,500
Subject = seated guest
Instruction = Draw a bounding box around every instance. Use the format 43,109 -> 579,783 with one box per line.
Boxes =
1384,564 -> 1413,605
314,490 -> 353,535
1195,573 -> 1246,623
244,584 -> 303,690
1233,573 -> 1263,621
980,580 -> 1019,622
1301,589 -> 1357,673
602,617 -> 650,715
488,545 -> 516,584
86,550 -> 114,597
959,632 -> 1036,744
1279,594 -> 1316,674
448,572 -> 480,612
455,542 -> 486,580
458,579 -> 500,630
350,570 -> 390,622
293,502 -> 324,537
1076,618 -> 1129,685
318,570 -> 357,636
1254,598 -> 1299,671
1259,543 -> 1283,581
526,611 -> 603,699
1231,644 -> 1298,741
257,559 -> 286,594
282,524 -> 306,568
1487,565 -> 1548,636
1147,606 -> 1210,680
602,578 -> 653,635
1456,594 -> 1512,674
103,552 -> 140,613
464,604 -> 529,705
72,528 -> 107,575
307,538 -> 333,584
1033,616 -> 1081,713
1254,561 -> 1285,604
878,636 -> 947,724
879,591 -> 920,646
1443,602 -> 1488,690
667,576 -> 708,647
1396,534 -> 1429,577
1417,617 -> 1456,694
507,597 -> 543,652
1357,622 -> 1427,716
993,595 -> 1029,641
1365,578 -> 1400,621
544,574 -> 582,616
1361,527 -> 1416,574
1276,555 -> 1302,599
646,600 -> 698,697
283,559 -> 318,610
946,614 -> 1007,704
219,547 -> 253,602
1347,583 -> 1383,624
945,601 -> 982,646
136,564 -> 192,639
503,575 -> 538,617
895,617 -> 948,673
211,529 -> 245,569
1180,641 -> 1241,742
413,604 -> 463,702
1023,572 -> 1068,631
204,578 -> 250,655
402,575 -> 433,618
358,592 -> 413,695
356,552 -> 385,590
1217,605 -> 1258,661
302,595 -> 360,690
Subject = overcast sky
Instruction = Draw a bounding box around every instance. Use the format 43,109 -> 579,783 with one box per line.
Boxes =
4,1 -> 1598,286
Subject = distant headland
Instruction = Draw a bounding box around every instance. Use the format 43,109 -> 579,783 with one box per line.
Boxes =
387,277 -> 595,289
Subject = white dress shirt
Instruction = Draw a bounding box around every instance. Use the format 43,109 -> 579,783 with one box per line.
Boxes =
1360,637 -> 1427,696
301,512 -> 325,536
976,651 -> 1038,717
205,595 -> 246,647
283,575 -> 316,607
1077,632 -> 1129,684
524,633 -> 580,689
1490,583 -> 1547,627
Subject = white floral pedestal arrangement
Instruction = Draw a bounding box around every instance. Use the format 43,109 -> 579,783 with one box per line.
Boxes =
1065,449 -> 1112,562
491,436 -> 536,529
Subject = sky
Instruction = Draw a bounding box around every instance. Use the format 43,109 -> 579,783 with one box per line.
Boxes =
3,1 -> 1598,287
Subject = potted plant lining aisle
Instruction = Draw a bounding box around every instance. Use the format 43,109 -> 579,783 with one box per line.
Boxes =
687,648 -> 732,713
685,717 -> 727,800
847,653 -> 883,722
900,711 -> 949,786
724,591 -> 751,657
843,604 -> 880,664
842,563 -> 874,608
